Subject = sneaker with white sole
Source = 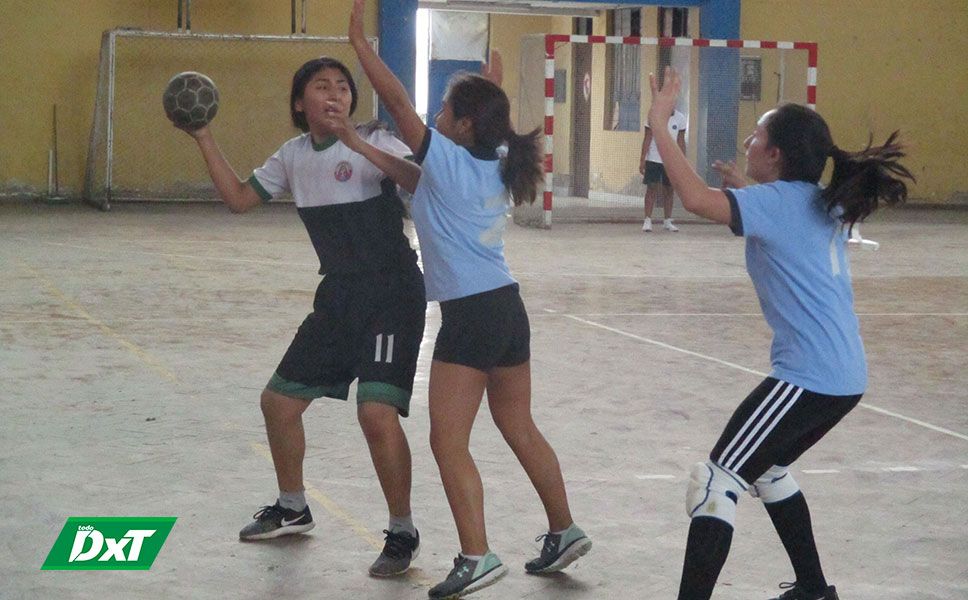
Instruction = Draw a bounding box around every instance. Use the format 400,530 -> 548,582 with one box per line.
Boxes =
238,502 -> 314,540
768,582 -> 840,600
369,529 -> 420,577
428,551 -> 507,599
642,217 -> 653,232
663,218 -> 679,232
524,524 -> 592,573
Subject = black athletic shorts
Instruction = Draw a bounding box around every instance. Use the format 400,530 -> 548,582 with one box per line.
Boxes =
433,283 -> 530,371
642,160 -> 671,186
710,377 -> 862,484
267,263 -> 426,417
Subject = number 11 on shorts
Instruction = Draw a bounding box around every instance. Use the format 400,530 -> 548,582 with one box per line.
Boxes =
374,334 -> 394,363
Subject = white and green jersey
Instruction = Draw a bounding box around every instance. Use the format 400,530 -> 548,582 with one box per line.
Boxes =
249,123 -> 417,275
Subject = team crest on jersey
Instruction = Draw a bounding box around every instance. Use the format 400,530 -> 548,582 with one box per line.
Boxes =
334,161 -> 353,182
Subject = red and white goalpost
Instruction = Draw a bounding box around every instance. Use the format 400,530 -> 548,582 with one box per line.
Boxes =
514,34 -> 818,227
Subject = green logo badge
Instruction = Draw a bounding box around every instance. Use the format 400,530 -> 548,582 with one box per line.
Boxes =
42,517 -> 176,570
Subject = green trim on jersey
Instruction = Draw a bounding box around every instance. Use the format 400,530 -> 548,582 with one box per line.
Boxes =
247,174 -> 272,202
311,135 -> 339,152
267,372 -> 350,401
404,154 -> 415,162
357,381 -> 411,417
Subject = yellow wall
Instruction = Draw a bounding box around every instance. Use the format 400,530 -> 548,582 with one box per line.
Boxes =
4,1 -> 965,202
0,0 -> 376,198
741,0 -> 968,203
488,13 -> 552,129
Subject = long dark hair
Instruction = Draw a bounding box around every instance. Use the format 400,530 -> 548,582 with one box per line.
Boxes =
289,57 -> 358,132
764,104 -> 914,231
445,73 -> 542,206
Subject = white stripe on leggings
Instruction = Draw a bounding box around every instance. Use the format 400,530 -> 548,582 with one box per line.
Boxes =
730,386 -> 804,472
717,380 -> 789,467
719,381 -> 803,472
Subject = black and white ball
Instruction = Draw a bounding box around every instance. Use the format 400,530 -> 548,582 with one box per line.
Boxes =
163,71 -> 219,130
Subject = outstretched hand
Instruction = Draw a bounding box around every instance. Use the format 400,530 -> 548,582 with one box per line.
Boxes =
481,49 -> 503,86
349,0 -> 366,47
647,66 -> 681,130
711,160 -> 747,189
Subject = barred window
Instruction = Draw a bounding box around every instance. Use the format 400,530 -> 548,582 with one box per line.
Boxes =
604,9 -> 641,131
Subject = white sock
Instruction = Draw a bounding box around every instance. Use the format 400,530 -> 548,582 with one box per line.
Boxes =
460,553 -> 485,561
278,490 -> 307,511
388,514 -> 416,537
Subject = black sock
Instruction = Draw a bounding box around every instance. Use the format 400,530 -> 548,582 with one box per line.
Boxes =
765,491 -> 827,593
676,517 -> 734,600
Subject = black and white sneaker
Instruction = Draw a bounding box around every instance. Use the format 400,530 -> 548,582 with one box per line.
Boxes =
769,582 -> 840,600
369,529 -> 420,577
238,502 -> 314,540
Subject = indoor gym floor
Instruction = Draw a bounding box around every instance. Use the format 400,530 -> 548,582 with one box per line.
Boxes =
1,201 -> 965,599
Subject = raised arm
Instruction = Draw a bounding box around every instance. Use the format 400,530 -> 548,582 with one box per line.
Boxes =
348,0 -> 426,152
711,160 -> 748,189
481,49 -> 503,86
185,126 -> 262,213
647,68 -> 731,225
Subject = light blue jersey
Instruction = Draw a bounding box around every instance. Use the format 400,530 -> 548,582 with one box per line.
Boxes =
727,180 -> 867,395
411,129 -> 516,302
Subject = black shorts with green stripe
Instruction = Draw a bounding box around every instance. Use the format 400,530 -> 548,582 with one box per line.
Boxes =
267,264 -> 425,417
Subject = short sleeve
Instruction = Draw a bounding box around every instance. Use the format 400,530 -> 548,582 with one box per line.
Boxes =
368,128 -> 415,161
728,183 -> 784,241
249,145 -> 290,201
416,128 -> 464,194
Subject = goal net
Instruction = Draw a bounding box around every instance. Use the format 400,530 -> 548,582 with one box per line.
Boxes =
514,34 -> 817,227
84,29 -> 378,208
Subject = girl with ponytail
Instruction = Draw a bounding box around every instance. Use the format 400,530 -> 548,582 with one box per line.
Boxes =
327,2 -> 591,598
649,67 -> 913,600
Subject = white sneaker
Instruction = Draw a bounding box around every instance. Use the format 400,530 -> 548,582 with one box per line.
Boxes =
642,217 -> 652,232
663,219 -> 679,232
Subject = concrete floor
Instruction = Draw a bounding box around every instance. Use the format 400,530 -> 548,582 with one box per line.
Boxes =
1,201 -> 965,599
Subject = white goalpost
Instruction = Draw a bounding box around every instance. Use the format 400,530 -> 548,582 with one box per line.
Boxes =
514,34 -> 818,228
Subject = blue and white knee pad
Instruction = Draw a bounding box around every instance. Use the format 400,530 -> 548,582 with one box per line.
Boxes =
685,461 -> 748,526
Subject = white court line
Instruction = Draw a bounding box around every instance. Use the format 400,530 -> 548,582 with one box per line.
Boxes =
859,404 -> 968,441
635,474 -> 677,480
562,313 -> 968,443
802,469 -> 840,474
882,466 -> 920,472
563,314 -> 764,376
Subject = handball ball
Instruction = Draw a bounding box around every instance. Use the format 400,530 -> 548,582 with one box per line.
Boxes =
163,71 -> 219,130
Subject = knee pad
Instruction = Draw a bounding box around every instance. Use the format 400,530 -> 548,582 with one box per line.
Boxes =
685,461 -> 748,526
748,465 -> 801,504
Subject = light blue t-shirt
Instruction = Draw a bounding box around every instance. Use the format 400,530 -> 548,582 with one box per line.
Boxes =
411,129 -> 516,302
727,180 -> 867,395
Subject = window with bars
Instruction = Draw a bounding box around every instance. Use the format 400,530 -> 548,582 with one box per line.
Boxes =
656,7 -> 690,87
604,9 -> 642,131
